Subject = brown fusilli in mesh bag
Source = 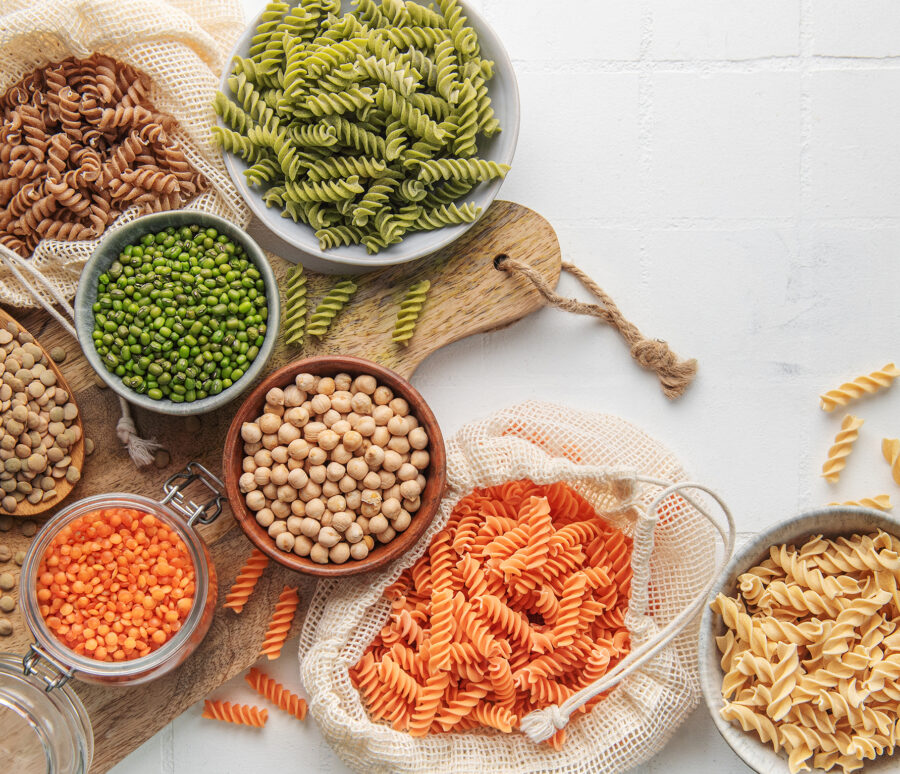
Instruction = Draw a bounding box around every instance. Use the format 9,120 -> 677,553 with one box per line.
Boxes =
0,0 -> 249,309
299,401 -> 735,774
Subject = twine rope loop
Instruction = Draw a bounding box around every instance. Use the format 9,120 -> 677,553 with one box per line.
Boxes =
496,255 -> 697,399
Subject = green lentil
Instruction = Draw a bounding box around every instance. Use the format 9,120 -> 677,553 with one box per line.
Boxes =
91,224 -> 267,403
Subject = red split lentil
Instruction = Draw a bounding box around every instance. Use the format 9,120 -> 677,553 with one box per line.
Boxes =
35,507 -> 196,662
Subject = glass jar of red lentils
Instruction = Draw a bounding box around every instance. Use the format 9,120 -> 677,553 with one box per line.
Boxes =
1,463 -> 223,773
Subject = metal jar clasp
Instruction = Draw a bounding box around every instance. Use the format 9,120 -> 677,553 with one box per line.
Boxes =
160,462 -> 225,528
23,644 -> 75,692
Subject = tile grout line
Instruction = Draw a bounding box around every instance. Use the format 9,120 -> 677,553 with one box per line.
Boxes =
795,0 -> 815,506
636,1 -> 654,310
160,721 -> 175,774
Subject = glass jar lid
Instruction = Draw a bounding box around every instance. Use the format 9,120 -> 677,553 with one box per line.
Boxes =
0,652 -> 92,774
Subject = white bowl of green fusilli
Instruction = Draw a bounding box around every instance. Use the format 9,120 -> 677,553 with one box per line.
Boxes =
214,0 -> 519,270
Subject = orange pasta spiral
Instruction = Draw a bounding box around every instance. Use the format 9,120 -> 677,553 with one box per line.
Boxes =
201,700 -> 268,727
223,548 -> 269,613
0,54 -> 208,256
351,480 -> 634,746
259,586 -> 300,660
245,667 -> 308,721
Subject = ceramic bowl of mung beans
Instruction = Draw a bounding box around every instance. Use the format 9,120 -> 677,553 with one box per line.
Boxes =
75,212 -> 280,416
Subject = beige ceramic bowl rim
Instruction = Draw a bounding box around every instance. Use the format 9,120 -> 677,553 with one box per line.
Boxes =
218,0 -> 521,269
698,505 -> 900,774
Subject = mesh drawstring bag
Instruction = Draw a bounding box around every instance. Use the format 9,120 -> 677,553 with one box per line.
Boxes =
0,0 -> 249,310
299,401 -> 735,774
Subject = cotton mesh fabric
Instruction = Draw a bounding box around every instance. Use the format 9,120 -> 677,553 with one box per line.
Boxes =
299,401 -> 720,774
0,0 -> 249,308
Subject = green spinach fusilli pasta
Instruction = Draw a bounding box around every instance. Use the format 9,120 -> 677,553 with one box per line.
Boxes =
392,279 -> 430,345
308,278 -> 359,337
213,0 -> 508,254
282,263 -> 308,346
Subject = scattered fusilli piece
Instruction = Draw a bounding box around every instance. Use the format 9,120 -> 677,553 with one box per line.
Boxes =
260,585 -> 300,660
245,667 -> 308,721
828,494 -> 892,511
351,480 -> 633,744
819,362 -> 900,412
223,548 -> 269,613
392,279 -> 430,346
882,438 -> 900,486
711,529 -> 900,774
307,279 -> 358,338
282,264 -> 308,347
201,700 -> 268,727
821,414 -> 863,483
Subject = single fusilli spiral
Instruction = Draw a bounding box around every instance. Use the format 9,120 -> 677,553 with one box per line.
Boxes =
307,279 -> 358,338
259,585 -> 300,659
392,279 -> 430,345
821,414 -> 864,483
282,264 -> 308,346
223,548 -> 269,613
245,667 -> 308,720
882,438 -> 900,486
201,700 -> 268,727
819,363 -> 900,412
828,494 -> 892,511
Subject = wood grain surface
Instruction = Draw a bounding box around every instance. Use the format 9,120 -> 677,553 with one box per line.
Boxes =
0,200 -> 560,773
0,307 -> 85,518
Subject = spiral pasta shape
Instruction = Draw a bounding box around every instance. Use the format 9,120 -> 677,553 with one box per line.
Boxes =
307,279 -> 358,338
415,156 -> 509,184
282,264 -> 308,347
882,438 -> 900,486
828,495 -> 892,512
820,363 -> 900,412
392,279 -> 430,345
259,585 -> 300,659
201,700 -> 268,727
223,548 -> 270,613
351,480 -> 633,744
245,667 -> 308,721
821,414 -> 864,483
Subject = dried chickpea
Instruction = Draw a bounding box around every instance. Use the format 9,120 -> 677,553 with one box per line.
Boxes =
368,514 -> 389,534
329,542 -> 351,564
288,438 -> 310,460
387,436 -> 411,455
410,450 -> 430,470
306,499 -> 326,519
400,480 -> 422,500
317,526 -> 341,547
382,450 -> 403,472
353,374 -> 377,394
310,393 -> 331,415
322,480 -> 341,498
284,407 -> 309,427
362,471 -> 381,490
309,543 -> 329,564
350,541 -> 369,560
382,498 -> 402,519
338,475 -> 357,494
241,423 -> 262,443
372,427 -> 391,448
346,457 -> 368,481
321,409 -> 342,428
331,511 -> 353,532
284,385 -> 305,406
334,373 -> 352,391
246,491 -> 266,511
275,532 -> 295,552
286,515 -> 304,535
318,429 -> 340,451
309,465 -> 327,484
345,490 -> 361,510
404,497 -> 421,512
345,522 -> 364,543
379,471 -> 396,490
268,520 -> 288,539
373,385 -> 392,405
258,413 -> 281,435
326,462 -> 345,482
392,510 -> 412,532
372,405 -> 393,426
356,416 -> 376,437
320,511 -> 334,527
300,517 -> 321,538
291,500 -> 306,517
307,446 -> 327,466
377,526 -> 397,543
296,373 -> 316,391
293,535 -> 313,557
326,495 -> 346,513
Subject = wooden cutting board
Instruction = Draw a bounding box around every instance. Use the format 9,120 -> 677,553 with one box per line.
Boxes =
1,200 -> 561,773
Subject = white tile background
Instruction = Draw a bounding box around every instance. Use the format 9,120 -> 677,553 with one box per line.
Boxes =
112,0 -> 900,772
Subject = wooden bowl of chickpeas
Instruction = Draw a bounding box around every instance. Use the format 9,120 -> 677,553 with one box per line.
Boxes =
223,356 -> 446,576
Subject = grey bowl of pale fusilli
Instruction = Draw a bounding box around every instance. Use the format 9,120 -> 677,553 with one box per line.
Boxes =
699,506 -> 900,774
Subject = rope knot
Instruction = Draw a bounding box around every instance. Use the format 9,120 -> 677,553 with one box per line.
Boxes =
519,704 -> 570,743
497,255 -> 697,399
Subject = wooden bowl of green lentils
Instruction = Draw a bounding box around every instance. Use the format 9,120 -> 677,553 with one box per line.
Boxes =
75,211 -> 280,416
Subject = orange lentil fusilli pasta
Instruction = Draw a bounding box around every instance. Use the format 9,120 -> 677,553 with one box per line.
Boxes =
201,700 -> 268,727
223,548 -> 269,613
260,586 -> 300,660
245,667 -> 308,721
351,480 -> 634,748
